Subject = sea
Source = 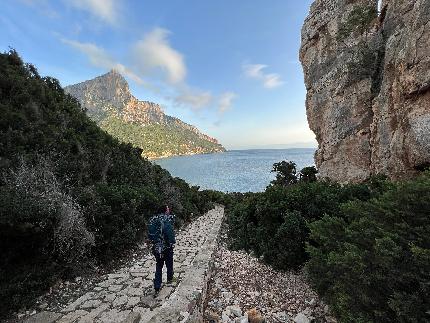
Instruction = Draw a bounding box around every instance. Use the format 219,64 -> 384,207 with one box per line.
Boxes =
153,148 -> 316,193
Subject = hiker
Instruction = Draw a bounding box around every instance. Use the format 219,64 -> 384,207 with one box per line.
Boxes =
148,205 -> 176,297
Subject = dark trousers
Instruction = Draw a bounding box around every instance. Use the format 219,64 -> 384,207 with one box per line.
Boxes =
153,247 -> 174,290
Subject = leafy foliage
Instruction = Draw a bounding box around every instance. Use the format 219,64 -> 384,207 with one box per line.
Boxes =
306,172 -> 430,322
0,50 -> 213,317
270,161 -> 298,186
298,166 -> 318,183
227,161 -> 387,269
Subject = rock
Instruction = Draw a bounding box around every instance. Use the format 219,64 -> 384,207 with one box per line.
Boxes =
226,305 -> 243,317
121,311 -> 141,323
294,312 -> 310,323
80,299 -> 102,309
62,293 -> 93,312
56,310 -> 88,323
305,298 -> 316,307
24,311 -> 61,323
235,315 -> 249,323
126,297 -> 141,308
221,291 -> 234,301
112,295 -> 128,308
299,0 -> 430,182
206,310 -> 221,323
38,303 -> 48,310
223,308 -> 232,317
247,308 -> 264,323
97,308 -> 130,323
157,286 -> 173,299
76,303 -> 109,323
140,295 -> 161,310
108,284 -> 124,292
273,311 -> 290,322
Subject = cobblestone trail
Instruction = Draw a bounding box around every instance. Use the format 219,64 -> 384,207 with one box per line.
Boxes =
23,205 -> 224,323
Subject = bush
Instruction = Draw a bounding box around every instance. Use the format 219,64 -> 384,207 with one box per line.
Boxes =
306,172 -> 430,322
3,158 -> 95,262
226,169 -> 386,270
337,4 -> 378,41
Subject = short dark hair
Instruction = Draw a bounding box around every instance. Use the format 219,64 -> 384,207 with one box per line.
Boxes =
157,205 -> 168,214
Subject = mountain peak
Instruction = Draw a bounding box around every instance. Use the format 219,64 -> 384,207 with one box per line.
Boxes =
65,72 -> 225,158
105,68 -> 124,78
65,70 -> 132,121
98,69 -> 129,89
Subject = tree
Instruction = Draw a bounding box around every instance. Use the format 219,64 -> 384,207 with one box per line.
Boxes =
270,161 -> 298,187
299,166 -> 318,183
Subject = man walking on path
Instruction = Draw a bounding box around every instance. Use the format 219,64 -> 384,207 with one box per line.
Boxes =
148,205 -> 176,297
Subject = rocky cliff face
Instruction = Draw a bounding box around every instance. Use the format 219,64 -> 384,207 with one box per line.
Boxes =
65,71 -> 224,158
65,70 -> 132,121
300,0 -> 430,181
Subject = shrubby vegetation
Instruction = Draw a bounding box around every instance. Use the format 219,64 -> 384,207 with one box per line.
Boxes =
100,114 -> 224,158
337,4 -> 378,41
0,50 -> 213,317
307,173 -> 430,322
226,160 -> 429,322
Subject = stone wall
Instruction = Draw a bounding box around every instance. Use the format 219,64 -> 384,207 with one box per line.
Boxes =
300,0 -> 430,182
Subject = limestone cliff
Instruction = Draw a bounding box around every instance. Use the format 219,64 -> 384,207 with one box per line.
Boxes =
65,70 -> 225,159
300,0 -> 430,181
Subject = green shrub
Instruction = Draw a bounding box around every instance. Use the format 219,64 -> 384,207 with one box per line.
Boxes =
337,4 -> 378,41
306,172 -> 430,322
226,171 -> 386,270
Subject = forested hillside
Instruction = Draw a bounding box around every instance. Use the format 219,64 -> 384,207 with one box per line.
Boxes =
0,50 -> 213,317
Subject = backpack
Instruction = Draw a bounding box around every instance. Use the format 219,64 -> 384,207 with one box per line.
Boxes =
148,214 -> 176,256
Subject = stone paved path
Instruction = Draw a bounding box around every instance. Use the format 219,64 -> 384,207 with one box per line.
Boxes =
23,205 -> 224,323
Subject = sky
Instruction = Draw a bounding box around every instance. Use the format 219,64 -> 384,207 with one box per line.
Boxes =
1,0 -> 316,150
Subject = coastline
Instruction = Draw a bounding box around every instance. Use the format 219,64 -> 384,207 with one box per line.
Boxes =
146,150 -> 226,161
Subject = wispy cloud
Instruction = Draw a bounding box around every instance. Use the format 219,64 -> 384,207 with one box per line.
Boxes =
243,63 -> 283,89
173,87 -> 213,110
61,38 -> 143,84
67,0 -> 119,25
217,92 -> 237,114
133,28 -> 186,84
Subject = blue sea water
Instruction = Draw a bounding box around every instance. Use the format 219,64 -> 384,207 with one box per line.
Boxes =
153,148 -> 316,193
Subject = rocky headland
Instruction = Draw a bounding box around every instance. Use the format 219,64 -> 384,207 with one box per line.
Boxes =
65,71 -> 225,159
300,0 -> 430,182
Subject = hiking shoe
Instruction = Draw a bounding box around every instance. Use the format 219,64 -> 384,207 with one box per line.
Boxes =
153,289 -> 160,298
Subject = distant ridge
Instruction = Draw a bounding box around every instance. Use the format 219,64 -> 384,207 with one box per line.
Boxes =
65,70 -> 225,158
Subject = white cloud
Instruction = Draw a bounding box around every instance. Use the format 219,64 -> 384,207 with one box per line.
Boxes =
67,0 -> 118,24
243,63 -> 284,89
61,28 -> 235,116
133,28 -> 186,84
174,88 -> 213,110
61,38 -> 143,84
217,92 -> 237,114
